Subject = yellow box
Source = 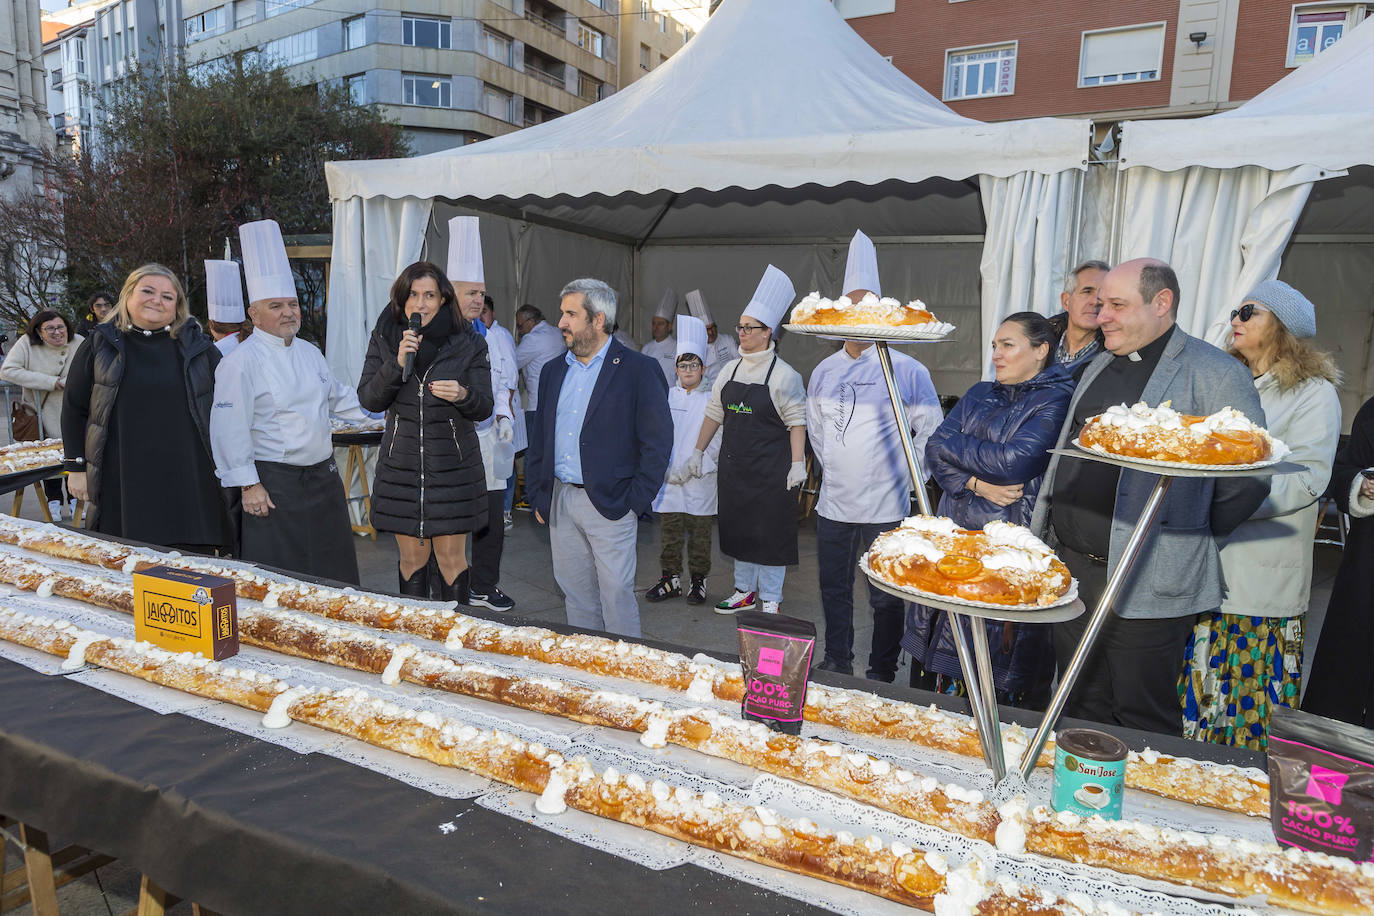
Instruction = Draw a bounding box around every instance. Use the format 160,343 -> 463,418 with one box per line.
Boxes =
132,565 -> 239,660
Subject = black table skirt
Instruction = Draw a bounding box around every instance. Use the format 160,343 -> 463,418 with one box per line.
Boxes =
0,581 -> 1263,915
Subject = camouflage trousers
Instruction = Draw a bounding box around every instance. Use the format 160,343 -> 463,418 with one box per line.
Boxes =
659,512 -> 713,579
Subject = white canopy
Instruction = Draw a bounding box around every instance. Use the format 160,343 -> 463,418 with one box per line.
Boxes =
1114,19 -> 1374,425
1121,18 -> 1374,173
325,0 -> 1089,391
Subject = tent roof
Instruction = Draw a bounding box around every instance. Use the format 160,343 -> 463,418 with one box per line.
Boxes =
325,0 -> 1087,205
1121,18 -> 1374,172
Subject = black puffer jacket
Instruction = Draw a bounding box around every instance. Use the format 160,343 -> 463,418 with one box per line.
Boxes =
358,308 -> 494,537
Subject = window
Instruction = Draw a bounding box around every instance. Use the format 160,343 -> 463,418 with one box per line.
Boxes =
483,28 -> 511,64
265,0 -> 313,18
639,42 -> 650,69
577,23 -> 604,57
482,83 -> 512,121
1079,23 -> 1164,87
683,28 -> 692,43
659,14 -> 668,32
346,73 -> 365,105
63,36 -> 87,75
944,43 -> 1015,100
1287,4 -> 1366,66
640,2 -> 650,21
344,16 -> 365,51
261,30 -> 318,66
185,7 -> 225,43
403,74 -> 450,107
402,16 -> 450,49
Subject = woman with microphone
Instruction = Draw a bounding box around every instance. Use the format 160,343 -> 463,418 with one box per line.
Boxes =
358,261 -> 494,600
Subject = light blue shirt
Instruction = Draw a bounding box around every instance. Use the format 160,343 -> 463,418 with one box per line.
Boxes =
553,336 -> 612,484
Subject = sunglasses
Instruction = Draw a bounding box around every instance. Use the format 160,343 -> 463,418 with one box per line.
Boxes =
1230,303 -> 1266,322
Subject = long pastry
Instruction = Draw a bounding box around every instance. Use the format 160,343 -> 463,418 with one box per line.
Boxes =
0,520 -> 1270,819
0,608 -> 1111,916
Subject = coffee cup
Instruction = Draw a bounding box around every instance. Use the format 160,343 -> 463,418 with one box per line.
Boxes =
1074,783 -> 1109,809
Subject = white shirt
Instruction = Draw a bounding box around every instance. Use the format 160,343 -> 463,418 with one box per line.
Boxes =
653,382 -> 721,515
613,328 -> 639,352
705,342 -> 807,427
515,320 -> 565,411
210,328 -> 367,487
214,334 -> 241,357
641,335 -> 678,386
486,319 -> 525,452
806,345 -> 942,524
478,322 -> 517,431
703,333 -> 739,388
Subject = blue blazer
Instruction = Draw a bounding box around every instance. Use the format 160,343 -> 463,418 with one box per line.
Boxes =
526,338 -> 673,521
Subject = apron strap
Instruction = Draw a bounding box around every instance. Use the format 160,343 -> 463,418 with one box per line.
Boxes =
762,355 -> 777,385
728,358 -> 743,383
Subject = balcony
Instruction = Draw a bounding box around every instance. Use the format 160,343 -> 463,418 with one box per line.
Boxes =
525,10 -> 564,37
525,64 -> 565,90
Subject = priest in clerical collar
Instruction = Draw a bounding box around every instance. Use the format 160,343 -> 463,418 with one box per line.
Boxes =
209,218 -> 369,585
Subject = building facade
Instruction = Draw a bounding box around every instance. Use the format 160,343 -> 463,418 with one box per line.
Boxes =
617,0 -> 705,86
837,0 -> 1371,122
2,0 -> 50,200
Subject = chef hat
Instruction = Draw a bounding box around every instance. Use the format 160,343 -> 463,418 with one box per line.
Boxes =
842,229 -> 881,299
655,287 -> 678,321
446,216 -> 484,284
740,265 -> 795,332
676,314 -> 707,361
204,260 -> 245,323
686,289 -> 714,325
238,219 -> 296,304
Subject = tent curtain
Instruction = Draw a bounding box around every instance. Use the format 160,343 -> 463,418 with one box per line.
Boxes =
1116,164 -> 1332,345
977,170 -> 1080,378
325,195 -> 433,386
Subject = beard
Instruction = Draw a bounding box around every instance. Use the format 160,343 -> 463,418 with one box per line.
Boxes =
565,324 -> 600,357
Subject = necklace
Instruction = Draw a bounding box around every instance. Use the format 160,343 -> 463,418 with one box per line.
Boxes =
131,324 -> 171,337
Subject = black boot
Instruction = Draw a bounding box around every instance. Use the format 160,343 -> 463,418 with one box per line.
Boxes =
437,568 -> 471,605
398,564 -> 429,598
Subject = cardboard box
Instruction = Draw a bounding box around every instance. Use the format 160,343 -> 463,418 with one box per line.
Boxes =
133,565 -> 239,660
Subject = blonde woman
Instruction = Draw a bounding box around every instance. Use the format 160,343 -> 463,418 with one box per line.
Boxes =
1179,280 -> 1342,750
62,264 -> 230,551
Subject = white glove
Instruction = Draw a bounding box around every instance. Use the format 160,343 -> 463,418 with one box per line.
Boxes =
785,460 -> 806,490
495,416 -> 514,443
680,449 -> 705,481
666,464 -> 686,486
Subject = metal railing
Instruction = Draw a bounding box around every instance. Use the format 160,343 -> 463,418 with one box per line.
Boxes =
525,10 -> 565,36
524,64 -> 566,90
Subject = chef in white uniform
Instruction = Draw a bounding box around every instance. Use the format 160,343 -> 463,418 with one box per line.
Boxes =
210,219 -> 368,585
649,314 -> 720,605
205,259 -> 248,357
687,289 -> 738,387
482,295 -> 527,454
448,216 -> 517,612
806,229 -> 942,680
514,303 -> 565,442
640,288 -> 679,385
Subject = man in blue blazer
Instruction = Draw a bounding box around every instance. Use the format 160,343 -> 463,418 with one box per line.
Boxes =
527,278 -> 672,637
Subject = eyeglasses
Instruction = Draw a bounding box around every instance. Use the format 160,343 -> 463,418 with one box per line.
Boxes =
1230,303 -> 1266,322
41,324 -> 66,334
675,359 -> 703,368
736,324 -> 768,334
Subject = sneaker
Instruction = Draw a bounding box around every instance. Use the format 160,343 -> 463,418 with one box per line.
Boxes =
646,575 -> 681,602
61,500 -> 74,521
468,585 -> 515,612
513,497 -> 531,511
46,499 -> 61,521
686,577 -> 707,605
760,600 -> 780,614
815,657 -> 853,675
713,590 -> 756,615
503,510 -> 514,532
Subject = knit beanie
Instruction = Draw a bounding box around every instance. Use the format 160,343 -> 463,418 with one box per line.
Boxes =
1243,280 -> 1316,339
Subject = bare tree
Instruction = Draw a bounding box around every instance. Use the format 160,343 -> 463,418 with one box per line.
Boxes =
0,181 -> 69,332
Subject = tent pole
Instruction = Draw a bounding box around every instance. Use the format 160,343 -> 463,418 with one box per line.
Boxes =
1068,167 -> 1084,280
1108,161 -> 1123,264
636,193 -> 680,252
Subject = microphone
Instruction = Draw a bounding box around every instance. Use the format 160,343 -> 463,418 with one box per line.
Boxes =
401,312 -> 422,382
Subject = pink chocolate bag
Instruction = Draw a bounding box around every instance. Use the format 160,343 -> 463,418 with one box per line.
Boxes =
1268,705 -> 1374,862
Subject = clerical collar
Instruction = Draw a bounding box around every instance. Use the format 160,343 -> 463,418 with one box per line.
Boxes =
1117,324 -> 1175,364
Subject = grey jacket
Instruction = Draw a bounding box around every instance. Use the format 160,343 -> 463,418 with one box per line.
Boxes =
1029,326 -> 1271,619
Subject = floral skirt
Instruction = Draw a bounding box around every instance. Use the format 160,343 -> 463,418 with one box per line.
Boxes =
1178,613 -> 1304,751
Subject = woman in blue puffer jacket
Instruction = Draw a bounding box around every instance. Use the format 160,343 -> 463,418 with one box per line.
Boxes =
902,312 -> 1075,707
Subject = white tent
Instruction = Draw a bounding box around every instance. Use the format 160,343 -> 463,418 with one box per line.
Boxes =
1116,18 -> 1374,422
325,0 -> 1090,392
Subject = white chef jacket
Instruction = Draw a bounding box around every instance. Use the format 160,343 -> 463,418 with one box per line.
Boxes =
641,335 -> 678,386
214,334 -> 241,357
476,321 -> 520,490
487,320 -> 525,452
702,333 -> 739,388
806,345 -> 942,525
515,320 -> 564,411
613,328 -> 639,352
652,382 -> 721,515
210,328 -> 368,487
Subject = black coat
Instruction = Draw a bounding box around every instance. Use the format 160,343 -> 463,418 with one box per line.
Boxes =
1303,395 -> 1374,726
358,309 -> 494,538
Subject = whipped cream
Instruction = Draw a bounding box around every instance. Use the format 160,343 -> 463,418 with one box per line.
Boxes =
790,291 -> 935,324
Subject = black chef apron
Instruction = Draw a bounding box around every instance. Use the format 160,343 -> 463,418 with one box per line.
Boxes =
717,356 -> 799,566
239,457 -> 361,586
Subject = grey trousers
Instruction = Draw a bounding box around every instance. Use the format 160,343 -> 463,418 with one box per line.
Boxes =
550,481 -> 641,637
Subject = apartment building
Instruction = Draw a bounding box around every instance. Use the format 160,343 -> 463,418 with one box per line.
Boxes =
836,0 -> 1371,122
618,0 -> 706,86
2,0 -> 50,201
